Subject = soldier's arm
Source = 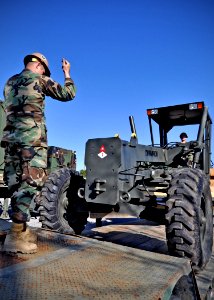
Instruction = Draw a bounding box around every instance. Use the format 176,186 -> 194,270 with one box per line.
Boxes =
62,58 -> 71,79
41,58 -> 76,101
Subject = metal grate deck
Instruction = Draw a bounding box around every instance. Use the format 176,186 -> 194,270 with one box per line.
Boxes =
0,218 -> 213,300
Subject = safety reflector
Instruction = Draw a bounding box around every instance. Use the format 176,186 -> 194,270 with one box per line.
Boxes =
147,109 -> 158,115
189,102 -> 203,110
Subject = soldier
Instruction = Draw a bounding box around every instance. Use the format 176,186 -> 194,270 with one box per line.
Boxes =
179,132 -> 188,144
1,52 -> 76,254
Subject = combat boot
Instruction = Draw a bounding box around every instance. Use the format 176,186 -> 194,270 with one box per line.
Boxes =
22,225 -> 37,243
2,222 -> 37,254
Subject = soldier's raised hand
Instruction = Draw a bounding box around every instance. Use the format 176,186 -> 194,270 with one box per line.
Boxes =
62,58 -> 71,78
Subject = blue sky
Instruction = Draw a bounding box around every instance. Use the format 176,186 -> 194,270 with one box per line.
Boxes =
1,0 -> 214,170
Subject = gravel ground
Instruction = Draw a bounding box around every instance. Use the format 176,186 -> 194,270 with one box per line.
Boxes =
0,197 -> 138,232
27,214 -> 137,232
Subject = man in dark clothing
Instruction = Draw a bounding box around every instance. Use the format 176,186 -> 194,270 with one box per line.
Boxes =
1,52 -> 76,254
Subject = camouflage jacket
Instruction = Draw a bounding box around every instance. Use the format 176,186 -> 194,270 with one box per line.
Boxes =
1,69 -> 76,148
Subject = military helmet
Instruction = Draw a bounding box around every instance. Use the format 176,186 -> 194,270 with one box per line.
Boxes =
24,52 -> 51,77
180,132 -> 188,139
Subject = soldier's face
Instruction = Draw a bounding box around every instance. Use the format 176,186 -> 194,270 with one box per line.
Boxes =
38,63 -> 45,75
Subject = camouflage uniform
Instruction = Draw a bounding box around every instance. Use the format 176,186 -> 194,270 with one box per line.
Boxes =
1,69 -> 76,222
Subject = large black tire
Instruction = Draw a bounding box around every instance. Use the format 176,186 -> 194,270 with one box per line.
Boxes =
39,167 -> 88,234
169,273 -> 198,300
166,168 -> 213,271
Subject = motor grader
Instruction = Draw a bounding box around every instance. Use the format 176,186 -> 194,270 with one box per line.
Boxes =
38,101 -> 213,273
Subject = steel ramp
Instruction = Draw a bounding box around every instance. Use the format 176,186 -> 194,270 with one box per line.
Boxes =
0,229 -> 191,299
0,218 -> 213,299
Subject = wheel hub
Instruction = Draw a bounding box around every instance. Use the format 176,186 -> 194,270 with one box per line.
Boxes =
62,197 -> 68,209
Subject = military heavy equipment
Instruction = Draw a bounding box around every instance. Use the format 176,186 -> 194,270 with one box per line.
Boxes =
1,99 -> 214,298
39,101 -> 213,272
1,99 -> 213,272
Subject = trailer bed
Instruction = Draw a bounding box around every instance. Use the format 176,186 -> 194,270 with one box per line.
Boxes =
0,217 -> 213,300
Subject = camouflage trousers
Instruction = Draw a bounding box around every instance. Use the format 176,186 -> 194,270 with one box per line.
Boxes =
4,144 -> 47,223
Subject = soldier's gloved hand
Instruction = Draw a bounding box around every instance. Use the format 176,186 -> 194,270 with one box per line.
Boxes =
62,58 -> 71,78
